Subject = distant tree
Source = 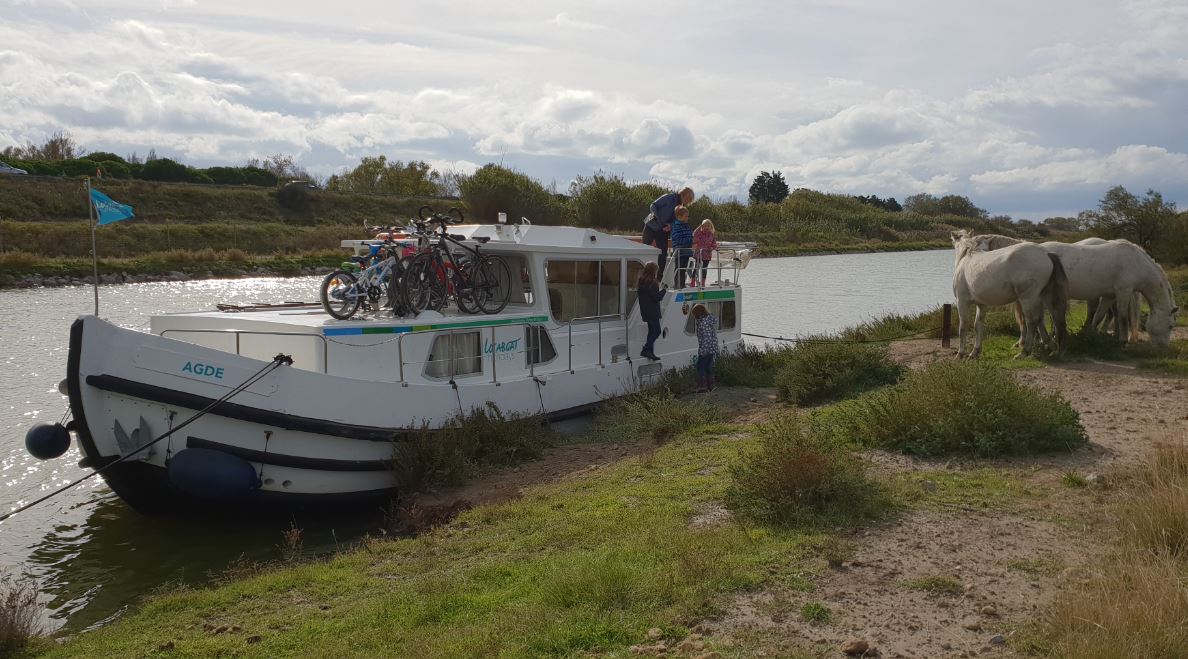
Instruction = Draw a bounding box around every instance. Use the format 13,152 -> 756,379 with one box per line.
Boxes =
145,148 -> 158,162
1041,216 -> 1084,232
748,171 -> 790,204
85,151 -> 126,164
903,193 -> 988,219
853,194 -> 902,212
203,166 -> 247,185
2,131 -> 83,161
1080,185 -> 1176,249
326,156 -> 439,196
242,166 -> 279,187
140,157 -> 189,182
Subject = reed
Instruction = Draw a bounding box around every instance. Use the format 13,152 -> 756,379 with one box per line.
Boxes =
0,569 -> 40,654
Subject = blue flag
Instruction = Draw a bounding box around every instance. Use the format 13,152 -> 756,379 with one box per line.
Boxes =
90,188 -> 135,225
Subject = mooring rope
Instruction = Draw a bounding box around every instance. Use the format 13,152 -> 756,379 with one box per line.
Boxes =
0,354 -> 293,524
741,326 -> 942,345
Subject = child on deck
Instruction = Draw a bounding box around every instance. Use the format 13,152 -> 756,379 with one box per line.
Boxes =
691,219 -> 718,287
692,303 -> 718,392
669,206 -> 694,288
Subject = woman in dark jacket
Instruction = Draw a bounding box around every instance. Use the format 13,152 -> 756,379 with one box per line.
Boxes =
637,262 -> 666,361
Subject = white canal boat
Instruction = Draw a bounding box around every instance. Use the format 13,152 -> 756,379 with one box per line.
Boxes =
59,223 -> 750,511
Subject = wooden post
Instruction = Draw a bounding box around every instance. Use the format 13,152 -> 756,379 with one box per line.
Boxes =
942,303 -> 952,348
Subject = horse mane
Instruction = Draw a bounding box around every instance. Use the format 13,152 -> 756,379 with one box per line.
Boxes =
972,234 -> 1027,251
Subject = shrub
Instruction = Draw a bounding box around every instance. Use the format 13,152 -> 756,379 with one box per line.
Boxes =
392,403 -> 553,493
0,569 -> 40,653
276,183 -> 312,212
568,173 -> 665,231
595,386 -> 723,444
726,413 -> 885,526
821,360 -> 1087,456
773,340 -> 904,405
140,157 -> 190,182
714,342 -> 793,388
461,164 -> 568,225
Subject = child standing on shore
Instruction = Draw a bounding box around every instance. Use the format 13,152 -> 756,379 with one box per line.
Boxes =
691,219 -> 718,287
692,303 -> 718,392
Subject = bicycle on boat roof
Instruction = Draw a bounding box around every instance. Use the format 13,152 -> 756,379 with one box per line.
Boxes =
399,206 -> 513,315
318,224 -> 414,320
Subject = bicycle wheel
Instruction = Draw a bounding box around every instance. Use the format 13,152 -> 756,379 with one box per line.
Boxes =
401,253 -> 448,313
386,256 -> 413,316
319,270 -> 361,320
451,254 -> 482,314
472,255 -> 513,314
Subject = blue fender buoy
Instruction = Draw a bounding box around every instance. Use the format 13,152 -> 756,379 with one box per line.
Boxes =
167,448 -> 262,502
26,423 -> 71,460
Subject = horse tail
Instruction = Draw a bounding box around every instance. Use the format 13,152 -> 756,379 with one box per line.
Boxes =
1043,253 -> 1069,352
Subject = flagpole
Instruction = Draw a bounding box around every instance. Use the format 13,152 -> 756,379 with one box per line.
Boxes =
87,177 -> 99,316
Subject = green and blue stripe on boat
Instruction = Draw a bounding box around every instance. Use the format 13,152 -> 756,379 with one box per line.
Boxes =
323,315 -> 551,336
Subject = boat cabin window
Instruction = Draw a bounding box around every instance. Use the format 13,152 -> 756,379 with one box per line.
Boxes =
625,260 -> 644,316
424,331 -> 482,379
545,259 -> 623,323
502,254 -> 534,306
525,326 -> 557,366
683,300 -> 737,334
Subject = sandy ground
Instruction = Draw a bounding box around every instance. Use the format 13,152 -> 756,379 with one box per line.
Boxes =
697,332 -> 1188,658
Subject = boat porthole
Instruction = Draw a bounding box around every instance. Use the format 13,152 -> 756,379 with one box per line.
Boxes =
282,480 -> 292,488
263,478 -> 275,486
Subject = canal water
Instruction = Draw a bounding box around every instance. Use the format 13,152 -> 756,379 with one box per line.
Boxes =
0,249 -> 954,632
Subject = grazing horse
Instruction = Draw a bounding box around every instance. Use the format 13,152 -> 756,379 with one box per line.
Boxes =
952,230 -> 1069,358
976,235 -> 1176,345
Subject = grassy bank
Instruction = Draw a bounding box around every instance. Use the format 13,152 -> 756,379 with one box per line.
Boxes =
0,249 -> 344,285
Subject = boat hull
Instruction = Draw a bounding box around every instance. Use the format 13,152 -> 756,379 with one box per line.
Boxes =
67,314 -> 718,512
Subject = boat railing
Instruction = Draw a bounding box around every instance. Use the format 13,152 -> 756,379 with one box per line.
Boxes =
661,246 -> 751,289
565,314 -> 620,372
160,329 -> 330,373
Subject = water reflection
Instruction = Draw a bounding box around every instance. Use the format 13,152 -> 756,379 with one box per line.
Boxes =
30,494 -> 387,632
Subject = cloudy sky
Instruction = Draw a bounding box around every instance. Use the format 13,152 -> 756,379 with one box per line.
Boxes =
2,0 -> 1186,218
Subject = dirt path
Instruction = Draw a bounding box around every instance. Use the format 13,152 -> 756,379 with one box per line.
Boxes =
701,340 -> 1188,658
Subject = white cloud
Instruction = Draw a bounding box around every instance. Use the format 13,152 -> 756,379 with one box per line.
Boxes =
2,0 -> 1187,216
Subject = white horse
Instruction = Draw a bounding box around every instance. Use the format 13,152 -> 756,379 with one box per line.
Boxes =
952,230 -> 1069,358
975,235 -> 1178,345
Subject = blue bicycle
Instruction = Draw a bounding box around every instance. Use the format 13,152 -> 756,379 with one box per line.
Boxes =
319,228 -> 412,320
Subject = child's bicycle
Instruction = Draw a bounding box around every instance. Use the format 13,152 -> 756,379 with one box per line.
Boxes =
318,226 -> 414,320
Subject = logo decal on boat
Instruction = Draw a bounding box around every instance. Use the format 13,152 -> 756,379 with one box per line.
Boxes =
181,361 -> 225,380
483,338 -> 520,360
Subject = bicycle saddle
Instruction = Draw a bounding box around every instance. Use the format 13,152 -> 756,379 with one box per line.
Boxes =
474,236 -> 490,244
449,233 -> 467,241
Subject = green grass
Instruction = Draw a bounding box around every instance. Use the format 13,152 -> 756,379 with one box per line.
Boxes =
38,405 -> 822,658
1062,470 -> 1089,488
903,575 -> 963,596
799,602 -> 832,624
1006,556 -> 1065,577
